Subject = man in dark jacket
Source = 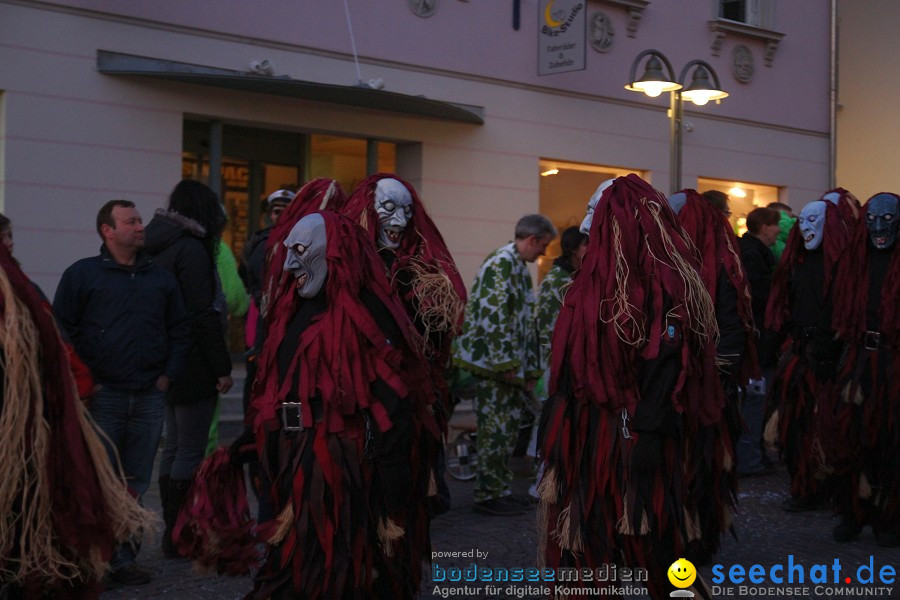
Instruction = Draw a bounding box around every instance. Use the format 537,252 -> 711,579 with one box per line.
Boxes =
737,207 -> 781,475
53,199 -> 190,585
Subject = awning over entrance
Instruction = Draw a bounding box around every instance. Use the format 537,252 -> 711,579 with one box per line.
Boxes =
96,50 -> 485,125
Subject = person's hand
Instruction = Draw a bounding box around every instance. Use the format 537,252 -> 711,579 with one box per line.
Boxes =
217,375 -> 234,394
525,378 -> 538,393
155,374 -> 170,393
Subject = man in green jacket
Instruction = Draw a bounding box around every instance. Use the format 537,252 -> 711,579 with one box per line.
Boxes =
453,214 -> 556,516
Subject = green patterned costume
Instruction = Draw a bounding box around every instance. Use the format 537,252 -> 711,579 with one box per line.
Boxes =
453,242 -> 541,502
535,263 -> 571,386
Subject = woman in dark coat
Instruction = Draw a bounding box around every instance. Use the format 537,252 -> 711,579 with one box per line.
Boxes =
144,179 -> 233,556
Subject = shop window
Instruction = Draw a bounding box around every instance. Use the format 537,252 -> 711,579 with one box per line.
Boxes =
697,177 -> 780,236
537,159 -> 644,281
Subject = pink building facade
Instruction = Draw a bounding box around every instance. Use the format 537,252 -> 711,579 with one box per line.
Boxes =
0,0 -> 833,293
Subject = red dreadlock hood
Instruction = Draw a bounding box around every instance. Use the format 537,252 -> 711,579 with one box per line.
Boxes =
765,200 -> 851,333
549,174 -> 721,426
342,173 -> 466,365
675,189 -> 758,377
249,211 -> 435,436
261,178 -> 347,318
821,187 -> 862,223
832,192 -> 900,346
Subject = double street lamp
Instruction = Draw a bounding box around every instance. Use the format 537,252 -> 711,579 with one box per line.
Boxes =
625,49 -> 729,194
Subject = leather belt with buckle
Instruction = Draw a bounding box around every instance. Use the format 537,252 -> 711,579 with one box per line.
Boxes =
280,402 -> 304,432
864,330 -> 881,351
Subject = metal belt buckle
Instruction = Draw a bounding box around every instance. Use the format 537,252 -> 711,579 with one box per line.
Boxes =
281,402 -> 304,432
864,331 -> 881,351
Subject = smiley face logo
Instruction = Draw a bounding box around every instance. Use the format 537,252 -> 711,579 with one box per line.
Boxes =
668,558 -> 697,588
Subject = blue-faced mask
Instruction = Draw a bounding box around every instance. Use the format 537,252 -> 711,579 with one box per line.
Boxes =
283,213 -> 328,298
821,191 -> 841,205
865,193 -> 899,250
580,179 -> 614,236
798,201 -> 826,251
667,192 -> 687,216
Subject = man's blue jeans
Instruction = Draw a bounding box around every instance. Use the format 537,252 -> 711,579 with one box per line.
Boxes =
89,385 -> 166,568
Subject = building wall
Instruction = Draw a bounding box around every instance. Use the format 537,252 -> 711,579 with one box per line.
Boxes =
836,0 -> 900,202
0,0 -> 833,294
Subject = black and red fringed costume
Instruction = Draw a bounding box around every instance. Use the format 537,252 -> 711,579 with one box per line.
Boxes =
673,189 -> 756,563
824,193 -> 900,540
248,211 -> 440,599
343,174 -> 466,392
764,201 -> 851,505
0,244 -> 153,598
537,175 -> 722,599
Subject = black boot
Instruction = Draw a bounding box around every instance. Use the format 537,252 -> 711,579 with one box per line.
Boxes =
159,475 -> 177,558
162,478 -> 192,558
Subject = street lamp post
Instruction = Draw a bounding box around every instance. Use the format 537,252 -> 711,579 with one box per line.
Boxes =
625,49 -> 729,194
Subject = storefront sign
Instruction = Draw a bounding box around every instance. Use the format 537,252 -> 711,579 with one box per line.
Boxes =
538,0 -> 586,75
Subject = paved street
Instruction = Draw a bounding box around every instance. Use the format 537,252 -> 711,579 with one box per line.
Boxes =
99,387 -> 900,600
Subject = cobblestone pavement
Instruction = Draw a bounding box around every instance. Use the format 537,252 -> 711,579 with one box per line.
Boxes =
100,425 -> 900,600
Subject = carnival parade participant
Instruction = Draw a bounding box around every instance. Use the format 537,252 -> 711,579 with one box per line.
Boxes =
245,211 -> 439,598
344,174 -> 466,513
1,242 -> 155,597
765,199 -> 851,512
454,214 -> 556,516
669,188 -> 755,564
825,192 -> 900,546
538,174 -> 720,599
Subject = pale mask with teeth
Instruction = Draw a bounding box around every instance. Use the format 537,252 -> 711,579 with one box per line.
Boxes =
580,178 -> 614,236
283,213 -> 328,298
865,193 -> 899,250
798,201 -> 827,251
374,178 -> 413,250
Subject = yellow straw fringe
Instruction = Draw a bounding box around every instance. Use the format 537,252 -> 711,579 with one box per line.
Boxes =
378,517 -> 406,557
267,502 -> 295,545
0,268 -> 155,586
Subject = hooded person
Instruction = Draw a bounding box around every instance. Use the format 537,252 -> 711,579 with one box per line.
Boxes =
764,199 -> 851,512
344,174 -> 466,513
0,243 -> 155,597
669,188 -> 755,563
230,178 -> 348,524
537,174 -> 720,599
231,211 -> 440,598
342,174 -> 466,377
824,192 -> 900,546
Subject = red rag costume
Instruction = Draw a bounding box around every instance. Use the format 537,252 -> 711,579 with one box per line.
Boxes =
248,212 -> 440,599
824,193 -> 900,539
538,175 -> 721,599
673,189 -> 756,562
0,244 -> 152,598
343,174 -> 466,384
764,201 -> 851,503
